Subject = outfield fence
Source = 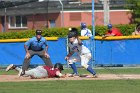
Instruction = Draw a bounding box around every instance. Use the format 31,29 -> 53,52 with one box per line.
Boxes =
0,36 -> 140,66
95,36 -> 140,65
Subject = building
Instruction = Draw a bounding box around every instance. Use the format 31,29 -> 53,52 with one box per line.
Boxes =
0,0 -> 131,32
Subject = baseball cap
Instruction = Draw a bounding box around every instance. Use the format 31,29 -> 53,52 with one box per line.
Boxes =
68,31 -> 76,38
68,33 -> 73,38
36,30 -> 42,35
68,28 -> 78,38
107,24 -> 112,29
81,22 -> 87,28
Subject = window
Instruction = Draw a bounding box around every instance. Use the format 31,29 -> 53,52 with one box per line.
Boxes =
70,13 -> 81,21
49,20 -> 56,28
9,16 -> 27,28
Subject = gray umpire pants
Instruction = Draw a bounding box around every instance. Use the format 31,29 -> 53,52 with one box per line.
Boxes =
22,50 -> 53,70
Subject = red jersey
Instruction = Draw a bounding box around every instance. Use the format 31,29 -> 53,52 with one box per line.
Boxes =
106,28 -> 122,36
43,66 -> 60,78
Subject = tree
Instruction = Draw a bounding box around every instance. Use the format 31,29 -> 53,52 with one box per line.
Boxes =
126,0 -> 140,23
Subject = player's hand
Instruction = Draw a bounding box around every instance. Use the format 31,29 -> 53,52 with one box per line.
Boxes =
61,75 -> 66,78
65,56 -> 69,60
102,35 -> 106,39
45,53 -> 50,58
25,52 -> 30,59
61,73 -> 71,78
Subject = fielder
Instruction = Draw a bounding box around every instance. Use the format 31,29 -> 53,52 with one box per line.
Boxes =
6,63 -> 64,79
80,22 -> 92,37
65,28 -> 97,77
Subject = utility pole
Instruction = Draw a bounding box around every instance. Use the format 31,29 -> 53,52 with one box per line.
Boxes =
4,8 -> 7,32
45,0 -> 49,28
58,0 -> 64,27
103,0 -> 110,26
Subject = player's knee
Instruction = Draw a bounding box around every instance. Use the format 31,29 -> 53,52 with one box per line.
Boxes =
81,64 -> 89,69
68,61 -> 74,65
68,59 -> 75,64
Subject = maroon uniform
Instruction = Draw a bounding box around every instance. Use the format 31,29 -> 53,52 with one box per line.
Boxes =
43,66 -> 60,78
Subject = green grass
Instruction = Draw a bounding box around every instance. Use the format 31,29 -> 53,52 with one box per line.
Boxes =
63,67 -> 140,74
1,67 -> 140,75
0,80 -> 140,93
0,67 -> 140,93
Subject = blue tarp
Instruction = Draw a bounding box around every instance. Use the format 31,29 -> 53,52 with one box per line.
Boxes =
95,39 -> 140,65
0,38 -> 67,65
0,38 -> 140,66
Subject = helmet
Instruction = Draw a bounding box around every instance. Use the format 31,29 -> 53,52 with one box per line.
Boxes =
81,22 -> 87,29
107,24 -> 112,29
68,28 -> 78,38
54,63 -> 64,71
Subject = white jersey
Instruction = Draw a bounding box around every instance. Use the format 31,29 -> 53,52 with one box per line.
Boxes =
81,28 -> 92,37
68,39 -> 90,56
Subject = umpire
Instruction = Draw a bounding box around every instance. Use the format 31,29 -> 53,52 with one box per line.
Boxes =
21,30 -> 53,75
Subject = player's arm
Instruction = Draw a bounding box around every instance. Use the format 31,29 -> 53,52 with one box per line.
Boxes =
24,39 -> 32,53
77,36 -> 82,45
42,39 -> 48,51
105,33 -> 115,37
44,45 -> 50,58
24,44 -> 29,53
65,51 -> 74,60
43,40 -> 50,58
81,30 -> 85,36
44,39 -> 48,51
102,33 -> 115,38
44,45 -> 49,53
24,39 -> 32,58
67,51 -> 74,57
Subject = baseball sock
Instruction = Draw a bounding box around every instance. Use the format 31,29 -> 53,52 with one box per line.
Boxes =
69,63 -> 78,74
15,67 -> 21,72
87,66 -> 96,75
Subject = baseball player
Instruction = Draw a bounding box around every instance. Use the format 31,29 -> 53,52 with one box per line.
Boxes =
21,29 -> 53,76
102,24 -> 122,38
132,23 -> 140,35
6,63 -> 64,79
81,22 -> 92,37
65,28 -> 97,77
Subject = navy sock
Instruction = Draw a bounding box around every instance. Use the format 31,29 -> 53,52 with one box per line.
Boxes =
69,63 -> 78,74
87,66 -> 96,75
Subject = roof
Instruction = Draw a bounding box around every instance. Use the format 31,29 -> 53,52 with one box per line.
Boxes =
0,0 -> 39,9
0,0 -> 128,16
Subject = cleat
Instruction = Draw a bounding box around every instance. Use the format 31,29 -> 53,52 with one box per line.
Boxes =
68,73 -> 79,77
6,64 -> 14,72
82,74 -> 98,78
93,74 -> 98,78
18,69 -> 25,77
79,74 -> 88,77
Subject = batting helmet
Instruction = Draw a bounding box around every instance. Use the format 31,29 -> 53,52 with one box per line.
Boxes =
68,28 -> 78,38
107,24 -> 113,29
54,63 -> 64,71
81,22 -> 87,29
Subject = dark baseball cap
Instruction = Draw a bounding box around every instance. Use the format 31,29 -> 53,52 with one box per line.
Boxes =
68,31 -> 76,38
36,30 -> 42,35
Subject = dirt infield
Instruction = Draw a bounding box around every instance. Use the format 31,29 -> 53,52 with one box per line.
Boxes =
0,74 -> 140,82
